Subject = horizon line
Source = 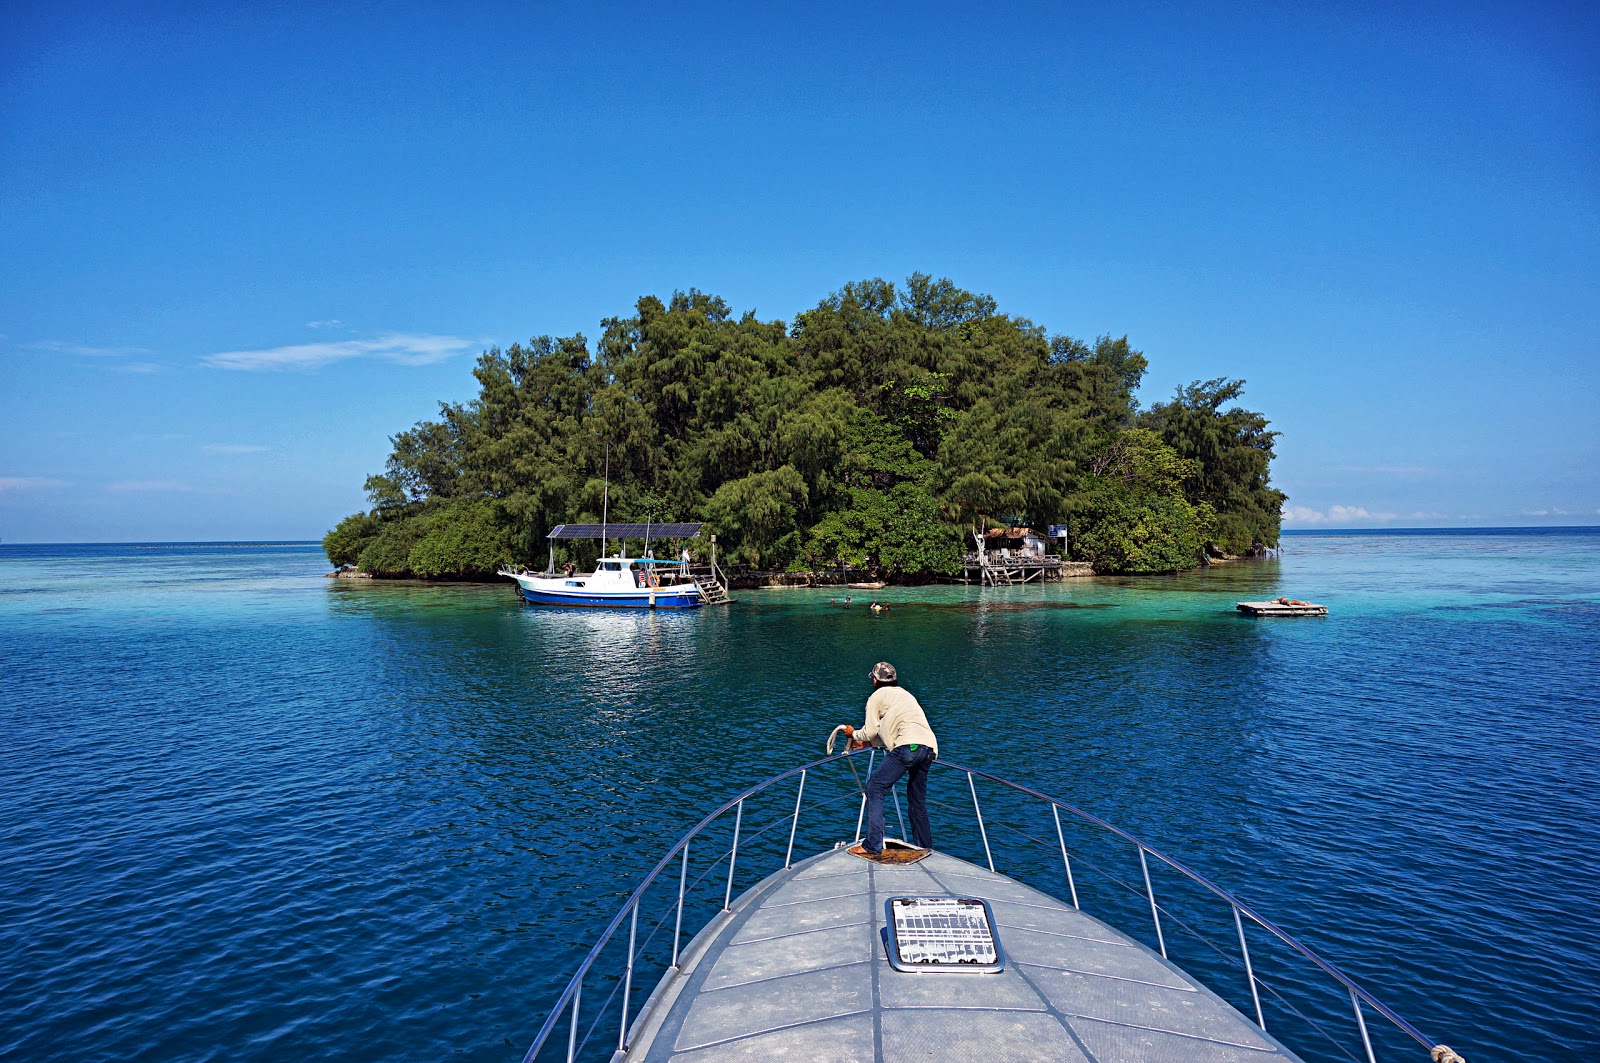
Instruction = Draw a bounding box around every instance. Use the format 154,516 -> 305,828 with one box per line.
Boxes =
3,524 -> 1599,547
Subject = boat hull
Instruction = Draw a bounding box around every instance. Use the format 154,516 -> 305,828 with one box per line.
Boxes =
514,582 -> 703,609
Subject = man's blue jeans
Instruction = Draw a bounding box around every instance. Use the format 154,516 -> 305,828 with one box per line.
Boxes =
864,745 -> 935,852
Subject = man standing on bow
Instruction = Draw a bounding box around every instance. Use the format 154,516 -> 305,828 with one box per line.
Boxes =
841,662 -> 938,859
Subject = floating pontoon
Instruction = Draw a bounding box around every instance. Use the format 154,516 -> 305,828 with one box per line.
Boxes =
1237,600 -> 1329,617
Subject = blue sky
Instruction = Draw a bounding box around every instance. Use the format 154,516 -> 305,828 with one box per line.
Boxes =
3,2 -> 1596,542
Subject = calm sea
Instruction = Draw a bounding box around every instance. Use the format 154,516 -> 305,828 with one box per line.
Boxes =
2,530 -> 1597,1061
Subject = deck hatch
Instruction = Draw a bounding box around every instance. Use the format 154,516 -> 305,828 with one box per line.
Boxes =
884,896 -> 1004,974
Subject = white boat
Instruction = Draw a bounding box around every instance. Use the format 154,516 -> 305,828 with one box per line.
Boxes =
519,753 -> 1466,1063
504,555 -> 705,609
499,522 -> 728,610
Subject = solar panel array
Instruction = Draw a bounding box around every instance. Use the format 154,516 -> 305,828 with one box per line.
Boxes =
546,523 -> 702,540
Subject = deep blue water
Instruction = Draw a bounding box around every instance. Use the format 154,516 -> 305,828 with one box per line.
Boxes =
2,532 -> 1597,1061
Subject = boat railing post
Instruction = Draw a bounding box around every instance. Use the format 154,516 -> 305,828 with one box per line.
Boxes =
968,772 -> 995,872
723,799 -> 743,911
565,982 -> 581,1063
784,769 -> 807,869
1050,804 -> 1080,909
618,903 -> 639,1053
892,788 -> 907,840
1351,987 -> 1378,1063
1138,846 -> 1167,958
671,841 -> 689,968
853,750 -> 876,841
1234,903 -> 1265,1029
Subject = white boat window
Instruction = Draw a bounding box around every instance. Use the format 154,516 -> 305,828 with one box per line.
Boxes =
602,562 -> 621,571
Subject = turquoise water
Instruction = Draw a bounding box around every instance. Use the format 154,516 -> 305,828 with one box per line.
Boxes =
2,531 -> 1597,1061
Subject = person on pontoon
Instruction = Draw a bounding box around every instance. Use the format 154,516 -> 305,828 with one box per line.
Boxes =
839,662 -> 939,861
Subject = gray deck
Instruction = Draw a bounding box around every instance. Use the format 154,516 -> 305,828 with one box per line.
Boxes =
620,847 -> 1307,1062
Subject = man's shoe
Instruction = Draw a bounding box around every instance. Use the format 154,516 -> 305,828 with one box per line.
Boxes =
847,844 -> 883,860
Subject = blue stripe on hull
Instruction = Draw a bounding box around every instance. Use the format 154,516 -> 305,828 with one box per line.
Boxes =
518,587 -> 703,609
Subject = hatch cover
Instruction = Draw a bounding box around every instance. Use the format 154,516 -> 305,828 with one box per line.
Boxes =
884,896 -> 1004,974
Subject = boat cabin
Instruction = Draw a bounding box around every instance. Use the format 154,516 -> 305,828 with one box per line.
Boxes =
582,557 -> 691,589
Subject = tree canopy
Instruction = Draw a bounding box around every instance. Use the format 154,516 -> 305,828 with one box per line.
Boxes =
324,276 -> 1285,578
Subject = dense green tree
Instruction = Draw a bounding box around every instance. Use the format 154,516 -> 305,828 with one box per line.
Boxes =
377,410 -> 472,503
356,517 -> 429,576
1049,334 -> 1148,431
1075,430 -> 1212,574
791,274 -> 1050,427
323,511 -> 379,567
939,391 -> 1092,528
465,335 -> 597,557
797,483 -> 962,578
1142,378 -> 1285,555
702,465 -> 810,568
406,499 -> 515,577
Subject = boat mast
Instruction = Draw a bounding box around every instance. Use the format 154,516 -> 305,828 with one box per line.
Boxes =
601,443 -> 610,558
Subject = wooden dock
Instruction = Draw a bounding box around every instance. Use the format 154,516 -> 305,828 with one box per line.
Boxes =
1237,599 -> 1327,617
957,553 -> 1094,585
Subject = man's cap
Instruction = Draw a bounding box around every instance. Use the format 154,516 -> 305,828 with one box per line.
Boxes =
869,661 -> 898,683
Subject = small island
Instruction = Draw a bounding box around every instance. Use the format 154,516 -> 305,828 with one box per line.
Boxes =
324,275 -> 1285,583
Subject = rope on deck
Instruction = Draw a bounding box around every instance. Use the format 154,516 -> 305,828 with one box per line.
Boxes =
1431,1046 -> 1467,1063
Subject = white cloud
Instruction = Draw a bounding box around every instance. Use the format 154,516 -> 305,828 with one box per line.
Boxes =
1283,504 -> 1398,525
203,444 -> 270,455
28,340 -> 149,357
107,480 -> 196,493
200,332 -> 473,371
306,319 -> 345,329
0,476 -> 71,491
1283,505 -> 1457,526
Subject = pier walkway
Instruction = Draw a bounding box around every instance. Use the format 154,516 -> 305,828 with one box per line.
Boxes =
957,553 -> 1094,585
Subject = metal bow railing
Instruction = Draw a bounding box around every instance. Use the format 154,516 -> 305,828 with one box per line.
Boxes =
521,752 -> 1462,1063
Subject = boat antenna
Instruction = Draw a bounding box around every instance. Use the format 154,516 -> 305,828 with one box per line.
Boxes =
601,442 -> 610,557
